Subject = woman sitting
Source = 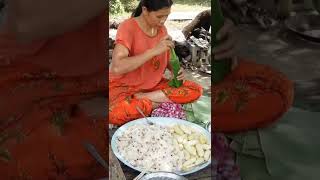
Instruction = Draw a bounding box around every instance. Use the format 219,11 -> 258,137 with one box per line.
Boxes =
109,0 -> 203,125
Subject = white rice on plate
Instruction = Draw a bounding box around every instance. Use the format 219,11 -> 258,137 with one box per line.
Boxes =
116,124 -> 184,172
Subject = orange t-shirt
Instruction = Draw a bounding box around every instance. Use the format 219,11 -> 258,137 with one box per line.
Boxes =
109,18 -> 169,90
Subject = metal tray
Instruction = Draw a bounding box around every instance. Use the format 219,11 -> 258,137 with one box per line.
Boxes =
285,14 -> 320,43
111,117 -> 211,176
140,172 -> 188,180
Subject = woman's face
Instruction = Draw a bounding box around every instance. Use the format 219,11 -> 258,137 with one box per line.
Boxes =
142,7 -> 171,28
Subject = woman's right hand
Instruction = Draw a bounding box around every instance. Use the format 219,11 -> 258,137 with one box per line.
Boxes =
151,35 -> 174,56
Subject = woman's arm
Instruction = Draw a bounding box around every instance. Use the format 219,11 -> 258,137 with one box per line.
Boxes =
111,35 -> 174,75
166,53 -> 173,72
110,44 -> 157,75
6,0 -> 106,42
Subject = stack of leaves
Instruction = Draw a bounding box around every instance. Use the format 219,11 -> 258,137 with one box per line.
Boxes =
168,48 -> 183,88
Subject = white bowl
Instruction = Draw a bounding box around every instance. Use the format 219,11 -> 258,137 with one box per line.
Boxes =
111,117 -> 211,176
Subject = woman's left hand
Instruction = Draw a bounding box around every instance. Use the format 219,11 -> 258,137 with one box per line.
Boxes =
213,18 -> 238,60
213,18 -> 239,70
176,67 -> 186,81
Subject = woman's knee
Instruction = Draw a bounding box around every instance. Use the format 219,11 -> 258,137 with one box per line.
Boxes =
167,81 -> 203,104
184,80 -> 203,100
108,98 -> 153,125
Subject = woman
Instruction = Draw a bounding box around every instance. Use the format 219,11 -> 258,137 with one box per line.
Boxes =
0,0 -> 107,179
211,19 -> 294,133
109,0 -> 203,125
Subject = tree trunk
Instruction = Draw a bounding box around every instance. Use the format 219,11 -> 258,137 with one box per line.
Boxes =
182,9 -> 211,38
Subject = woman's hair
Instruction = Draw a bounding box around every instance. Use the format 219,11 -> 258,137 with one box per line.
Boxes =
132,0 -> 173,17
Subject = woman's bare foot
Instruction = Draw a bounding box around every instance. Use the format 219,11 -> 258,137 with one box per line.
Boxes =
134,92 -> 147,99
134,90 -> 172,103
134,93 -> 160,109
152,102 -> 160,109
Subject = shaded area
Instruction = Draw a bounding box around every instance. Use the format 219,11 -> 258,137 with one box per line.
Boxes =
236,22 -> 320,111
218,12 -> 320,180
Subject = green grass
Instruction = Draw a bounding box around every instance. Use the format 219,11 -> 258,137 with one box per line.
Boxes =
171,4 -> 210,12
173,0 -> 210,7
109,12 -> 132,20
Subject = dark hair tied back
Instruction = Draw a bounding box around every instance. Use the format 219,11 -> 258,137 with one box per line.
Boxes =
132,0 -> 173,17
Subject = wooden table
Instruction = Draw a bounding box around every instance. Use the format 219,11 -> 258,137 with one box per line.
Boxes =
109,129 -> 213,180
109,145 -> 126,180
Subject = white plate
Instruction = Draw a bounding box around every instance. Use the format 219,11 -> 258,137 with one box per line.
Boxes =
111,117 -> 211,176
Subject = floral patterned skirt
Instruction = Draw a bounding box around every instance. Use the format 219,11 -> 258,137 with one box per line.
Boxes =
213,133 -> 241,180
213,59 -> 294,133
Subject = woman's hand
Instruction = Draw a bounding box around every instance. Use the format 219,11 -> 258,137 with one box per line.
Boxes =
213,18 -> 238,61
151,35 -> 174,56
176,67 -> 186,81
